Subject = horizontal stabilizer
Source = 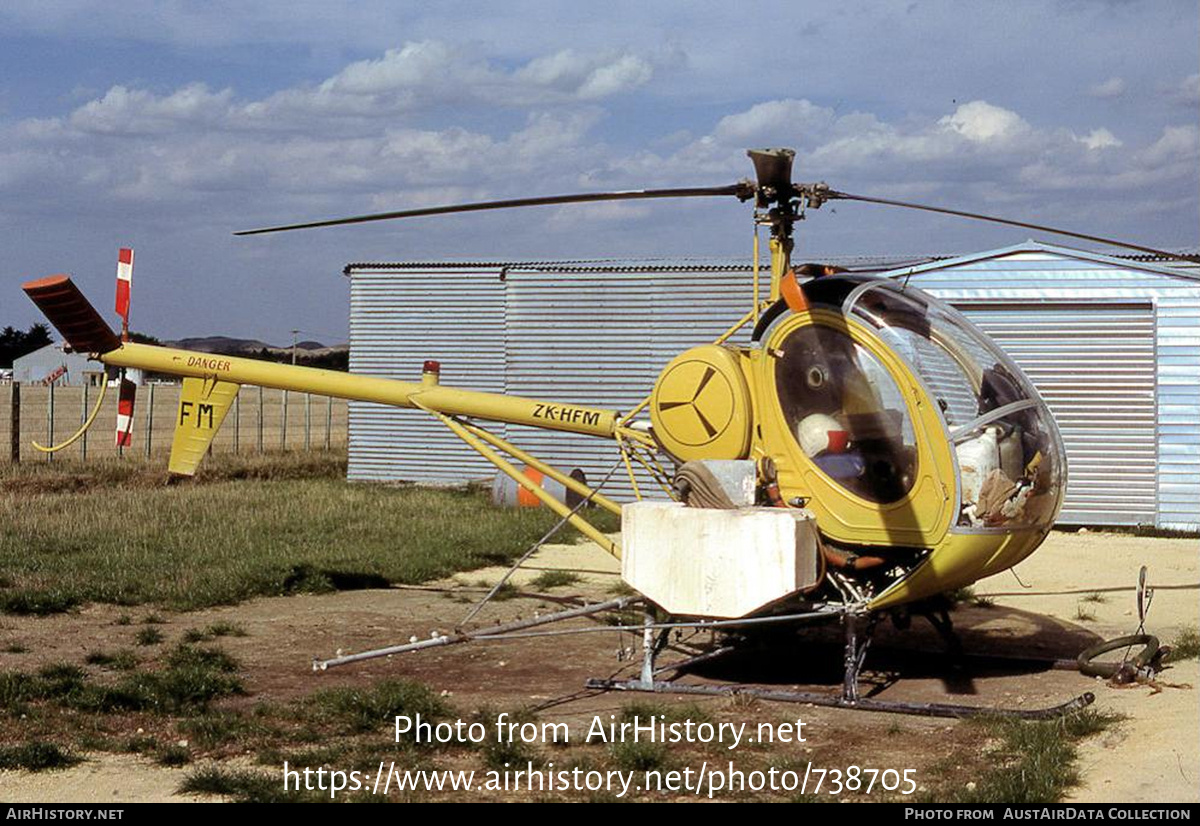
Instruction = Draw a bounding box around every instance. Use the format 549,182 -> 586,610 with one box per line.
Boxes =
169,376 -> 241,476
22,275 -> 121,354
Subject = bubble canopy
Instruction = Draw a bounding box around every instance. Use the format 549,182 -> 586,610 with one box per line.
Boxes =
778,275 -> 1066,533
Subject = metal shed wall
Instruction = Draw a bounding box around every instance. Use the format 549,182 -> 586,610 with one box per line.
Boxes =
888,244 -> 1200,531
347,266 -> 507,484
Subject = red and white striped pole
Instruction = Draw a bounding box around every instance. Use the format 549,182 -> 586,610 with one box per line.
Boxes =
115,247 -> 133,341
115,378 -> 136,447
114,248 -> 136,448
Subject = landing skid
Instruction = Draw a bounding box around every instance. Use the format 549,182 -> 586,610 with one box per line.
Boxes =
586,609 -> 1096,720
584,677 -> 1096,720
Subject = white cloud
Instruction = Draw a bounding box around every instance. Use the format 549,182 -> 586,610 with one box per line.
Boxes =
937,101 -> 1029,143
712,99 -> 836,145
1088,77 -> 1126,99
518,50 -> 653,100
70,84 -> 235,135
58,41 -> 654,139
270,41 -> 654,118
1174,73 -> 1200,104
1135,124 -> 1200,169
1076,128 -> 1121,150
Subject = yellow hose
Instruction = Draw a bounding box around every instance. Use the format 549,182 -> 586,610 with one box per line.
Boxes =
31,380 -> 109,453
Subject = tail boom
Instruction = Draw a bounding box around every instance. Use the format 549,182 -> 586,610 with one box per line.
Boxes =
101,342 -> 618,438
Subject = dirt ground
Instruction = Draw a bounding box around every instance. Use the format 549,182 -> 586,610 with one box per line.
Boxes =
971,531 -> 1199,803
0,529 -> 1195,804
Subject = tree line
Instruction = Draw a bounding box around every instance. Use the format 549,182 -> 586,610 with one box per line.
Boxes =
0,324 -> 53,368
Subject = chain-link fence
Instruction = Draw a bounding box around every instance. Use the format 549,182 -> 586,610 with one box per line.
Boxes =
1,383 -> 347,463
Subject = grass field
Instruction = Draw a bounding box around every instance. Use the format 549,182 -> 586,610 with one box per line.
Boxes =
0,450 -> 615,614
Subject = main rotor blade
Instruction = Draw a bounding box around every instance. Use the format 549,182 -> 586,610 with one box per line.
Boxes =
235,183 -> 753,236
827,190 -> 1198,263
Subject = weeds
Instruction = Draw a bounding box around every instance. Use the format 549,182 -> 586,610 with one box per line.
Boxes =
609,741 -> 669,772
1166,627 -> 1200,662
0,741 -> 81,771
157,745 -> 192,766
84,650 -> 140,670
0,644 -> 243,716
136,628 -> 164,646
529,570 -> 582,590
206,621 -> 248,638
937,709 -> 1121,804
311,680 -> 450,737
0,590 -> 79,616
481,736 -> 542,771
946,587 -> 996,608
472,580 -> 520,601
121,735 -> 158,754
177,711 -> 269,749
179,765 -> 326,803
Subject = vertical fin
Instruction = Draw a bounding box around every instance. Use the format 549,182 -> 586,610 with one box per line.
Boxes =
169,376 -> 241,476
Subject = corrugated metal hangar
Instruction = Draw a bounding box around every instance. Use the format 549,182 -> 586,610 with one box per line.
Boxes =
345,242 -> 1200,532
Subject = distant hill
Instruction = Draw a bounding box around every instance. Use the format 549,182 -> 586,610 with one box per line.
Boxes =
165,336 -> 349,371
167,336 -> 274,354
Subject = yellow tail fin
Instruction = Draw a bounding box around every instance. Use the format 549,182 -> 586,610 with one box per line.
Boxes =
169,377 -> 241,476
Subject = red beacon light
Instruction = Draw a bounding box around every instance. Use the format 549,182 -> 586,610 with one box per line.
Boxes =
421,360 -> 441,386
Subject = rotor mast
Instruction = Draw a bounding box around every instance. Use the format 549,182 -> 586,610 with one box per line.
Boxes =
745,148 -> 834,304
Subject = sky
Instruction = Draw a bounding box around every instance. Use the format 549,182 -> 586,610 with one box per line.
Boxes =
1,1 -> 1197,344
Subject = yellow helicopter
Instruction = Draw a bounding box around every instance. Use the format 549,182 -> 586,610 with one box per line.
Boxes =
23,148 -> 1184,716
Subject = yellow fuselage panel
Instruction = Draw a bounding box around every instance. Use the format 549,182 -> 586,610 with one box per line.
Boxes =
867,528 -> 1047,610
754,309 -> 956,548
650,345 -> 752,461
